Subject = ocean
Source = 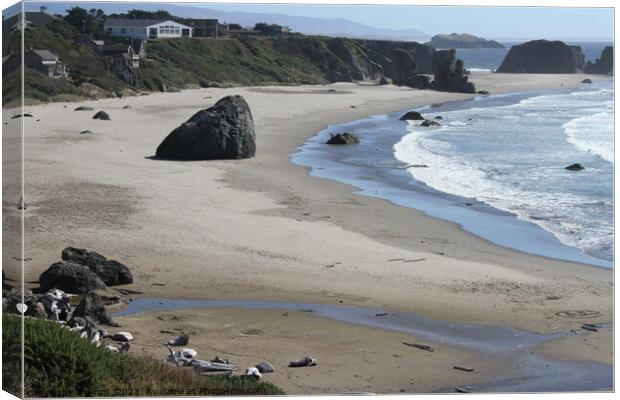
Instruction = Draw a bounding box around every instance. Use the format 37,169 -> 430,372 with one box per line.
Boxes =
291,70 -> 614,268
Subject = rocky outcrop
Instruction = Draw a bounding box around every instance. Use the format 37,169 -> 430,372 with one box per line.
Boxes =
389,49 -> 418,86
421,119 -> 441,127
39,261 -> 106,293
428,33 -> 504,49
585,47 -> 613,75
71,291 -> 116,326
565,163 -> 585,171
432,49 -> 476,93
156,95 -> 255,160
497,40 -> 586,73
399,111 -> 424,121
105,54 -> 137,87
61,247 -> 133,286
326,132 -> 360,145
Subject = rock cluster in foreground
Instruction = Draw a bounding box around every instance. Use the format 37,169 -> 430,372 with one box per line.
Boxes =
156,95 -> 256,160
39,247 -> 133,293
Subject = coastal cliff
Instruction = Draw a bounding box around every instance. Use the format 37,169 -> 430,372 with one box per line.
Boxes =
428,33 -> 504,49
497,40 -> 586,73
2,21 -> 437,104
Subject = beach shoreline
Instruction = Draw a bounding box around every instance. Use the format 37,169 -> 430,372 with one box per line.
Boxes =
2,71 -> 613,393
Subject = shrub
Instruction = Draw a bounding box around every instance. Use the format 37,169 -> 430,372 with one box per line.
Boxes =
2,314 -> 285,397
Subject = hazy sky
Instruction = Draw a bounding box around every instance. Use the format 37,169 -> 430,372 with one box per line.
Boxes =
198,4 -> 614,39
9,1 -> 614,40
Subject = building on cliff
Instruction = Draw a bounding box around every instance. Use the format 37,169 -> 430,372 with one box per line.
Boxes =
179,18 -> 219,38
103,18 -> 193,39
2,6 -> 58,30
2,49 -> 67,78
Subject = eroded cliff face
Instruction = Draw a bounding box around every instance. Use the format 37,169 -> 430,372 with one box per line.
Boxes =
497,40 -> 586,73
585,46 -> 613,75
268,36 -> 435,84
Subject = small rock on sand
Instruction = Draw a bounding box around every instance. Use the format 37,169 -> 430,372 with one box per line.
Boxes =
92,111 -> 111,120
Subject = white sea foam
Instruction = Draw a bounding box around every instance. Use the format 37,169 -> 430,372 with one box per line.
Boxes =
563,112 -> 614,162
394,83 -> 614,261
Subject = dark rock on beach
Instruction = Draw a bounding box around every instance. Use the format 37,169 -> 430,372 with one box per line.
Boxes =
399,111 -> 425,121
155,95 -> 256,160
39,261 -> 106,293
421,119 -> 441,127
497,40 -> 586,73
80,130 -> 93,134
71,291 -> 116,326
585,47 -> 613,75
74,106 -> 94,111
93,111 -> 111,120
478,90 -> 490,95
62,247 -> 133,286
565,163 -> 585,171
432,49 -> 476,93
581,79 -> 593,84
326,132 -> 360,145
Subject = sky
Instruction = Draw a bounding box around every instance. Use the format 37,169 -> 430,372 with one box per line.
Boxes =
7,1 -> 614,40
198,3 -> 614,40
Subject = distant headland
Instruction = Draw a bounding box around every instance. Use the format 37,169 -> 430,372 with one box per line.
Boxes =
427,33 -> 505,49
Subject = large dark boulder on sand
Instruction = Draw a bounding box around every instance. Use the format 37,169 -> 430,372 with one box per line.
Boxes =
62,247 -> 133,286
71,291 -> 116,326
432,50 -> 476,93
156,95 -> 255,160
585,46 -> 613,75
497,40 -> 586,73
39,261 -> 106,293
326,132 -> 360,145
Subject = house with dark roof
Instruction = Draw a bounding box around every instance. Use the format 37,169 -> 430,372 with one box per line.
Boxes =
103,18 -> 192,39
179,18 -> 219,38
2,6 -> 58,30
3,49 -> 67,78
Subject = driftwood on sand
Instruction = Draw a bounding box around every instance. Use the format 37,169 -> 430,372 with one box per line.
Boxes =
403,342 -> 434,352
453,366 -> 475,372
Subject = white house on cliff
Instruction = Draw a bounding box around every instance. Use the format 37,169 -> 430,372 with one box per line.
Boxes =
103,19 -> 193,39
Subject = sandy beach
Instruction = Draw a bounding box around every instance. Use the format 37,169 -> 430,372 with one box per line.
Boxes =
2,71 -> 613,393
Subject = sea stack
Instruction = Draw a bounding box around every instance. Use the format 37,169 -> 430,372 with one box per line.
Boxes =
585,47 -> 613,75
431,49 -> 476,93
497,40 -> 586,73
155,95 -> 256,160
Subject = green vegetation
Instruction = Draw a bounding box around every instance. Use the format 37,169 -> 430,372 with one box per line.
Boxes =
3,21 -> 135,105
3,6 -> 412,105
2,314 -> 285,397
